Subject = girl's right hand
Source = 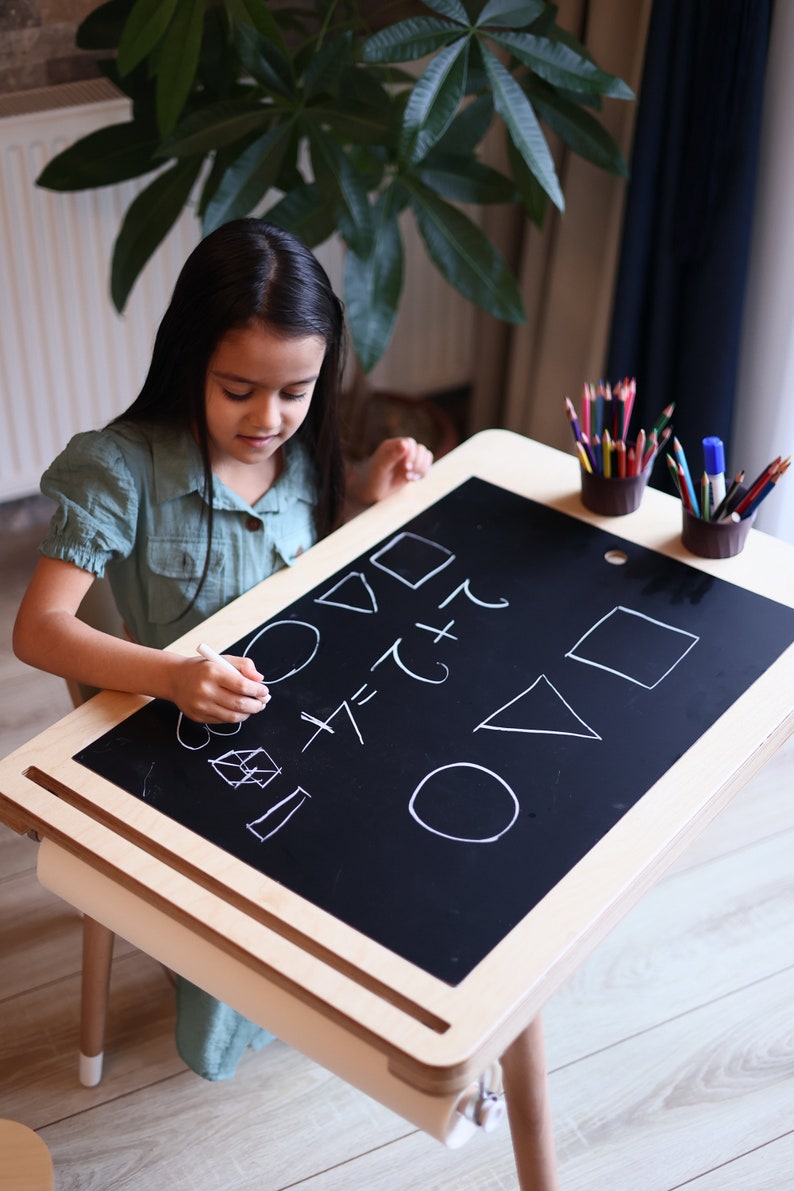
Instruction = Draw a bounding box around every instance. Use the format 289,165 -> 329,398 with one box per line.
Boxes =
171,655 -> 270,724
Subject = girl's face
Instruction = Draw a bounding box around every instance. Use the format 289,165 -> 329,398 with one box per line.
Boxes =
204,322 -> 326,479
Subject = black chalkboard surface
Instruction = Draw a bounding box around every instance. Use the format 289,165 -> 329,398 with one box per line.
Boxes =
75,479 -> 794,984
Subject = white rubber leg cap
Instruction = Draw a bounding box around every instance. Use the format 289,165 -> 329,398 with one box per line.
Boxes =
79,1051 -> 103,1087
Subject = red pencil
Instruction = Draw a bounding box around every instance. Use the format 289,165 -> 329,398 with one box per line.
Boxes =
677,462 -> 696,514
616,439 -> 627,477
732,456 -> 783,517
635,428 -> 646,473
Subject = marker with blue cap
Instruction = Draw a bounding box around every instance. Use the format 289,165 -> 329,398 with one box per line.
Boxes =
702,436 -> 726,518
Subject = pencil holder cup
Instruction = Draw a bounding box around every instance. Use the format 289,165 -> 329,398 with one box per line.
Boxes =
681,509 -> 755,559
579,466 -> 650,516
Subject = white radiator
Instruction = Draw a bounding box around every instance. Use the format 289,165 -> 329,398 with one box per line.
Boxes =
0,83 -> 475,503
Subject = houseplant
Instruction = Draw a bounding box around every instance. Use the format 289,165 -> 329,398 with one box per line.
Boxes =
38,0 -> 633,374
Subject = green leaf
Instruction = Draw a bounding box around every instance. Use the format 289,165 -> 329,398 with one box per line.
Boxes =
482,49 -> 563,210
422,0 -> 469,24
111,156 -> 202,310
157,98 -> 274,158
236,0 -> 288,44
360,17 -> 462,64
196,122 -> 279,216
155,0 -> 206,137
264,183 -> 338,246
400,39 -> 469,165
203,119 -> 293,232
235,21 -> 294,99
488,29 -> 635,99
117,0 -> 179,76
530,84 -> 629,176
476,0 -> 545,28
304,31 -> 351,100
307,98 -> 395,146
505,134 -> 547,225
435,92 -> 494,154
402,176 -> 524,322
309,131 -> 373,256
76,0 -> 132,50
415,153 -> 518,203
344,190 -> 404,372
36,123 -> 159,190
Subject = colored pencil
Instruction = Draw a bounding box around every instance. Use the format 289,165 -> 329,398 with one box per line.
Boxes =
701,472 -> 711,521
732,456 -> 783,517
711,470 -> 745,521
676,461 -> 696,515
672,437 -> 699,512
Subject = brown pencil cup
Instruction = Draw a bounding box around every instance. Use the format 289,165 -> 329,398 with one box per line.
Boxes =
681,509 -> 755,558
580,466 -> 650,516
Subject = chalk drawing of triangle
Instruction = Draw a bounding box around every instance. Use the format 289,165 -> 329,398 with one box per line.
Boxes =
475,674 -> 601,740
314,571 -> 378,614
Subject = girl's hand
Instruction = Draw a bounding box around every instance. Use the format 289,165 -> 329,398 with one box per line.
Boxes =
348,437 -> 433,509
170,654 -> 270,724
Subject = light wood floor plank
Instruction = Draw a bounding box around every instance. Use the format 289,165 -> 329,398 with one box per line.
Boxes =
37,1042 -> 414,1191
0,823 -> 38,881
544,825 -> 794,1066
681,1129 -> 794,1190
293,966 -> 794,1191
0,866 -> 135,1002
1,951 -> 182,1130
665,732 -> 794,876
553,965 -> 794,1190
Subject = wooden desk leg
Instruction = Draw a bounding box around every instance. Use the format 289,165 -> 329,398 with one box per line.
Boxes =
79,917 -> 114,1087
501,1014 -> 559,1191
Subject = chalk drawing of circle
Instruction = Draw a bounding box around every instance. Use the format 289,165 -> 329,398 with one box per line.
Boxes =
409,762 -> 520,844
243,620 -> 320,683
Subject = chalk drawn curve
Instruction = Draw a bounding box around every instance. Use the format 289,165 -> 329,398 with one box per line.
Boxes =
176,714 -> 242,751
409,762 -> 520,844
243,619 -> 321,683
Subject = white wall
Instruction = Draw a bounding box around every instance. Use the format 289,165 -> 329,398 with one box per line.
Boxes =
731,1 -> 794,544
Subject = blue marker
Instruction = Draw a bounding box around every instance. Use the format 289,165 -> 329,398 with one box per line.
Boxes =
702,436 -> 726,515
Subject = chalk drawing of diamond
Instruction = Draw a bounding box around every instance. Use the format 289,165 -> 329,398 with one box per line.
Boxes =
565,605 -> 699,689
210,747 -> 282,789
370,532 -> 455,589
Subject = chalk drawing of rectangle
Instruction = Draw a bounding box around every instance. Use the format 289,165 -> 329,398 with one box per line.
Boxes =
565,605 -> 699,689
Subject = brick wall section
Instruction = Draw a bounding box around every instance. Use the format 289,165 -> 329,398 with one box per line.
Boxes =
0,1 -> 102,94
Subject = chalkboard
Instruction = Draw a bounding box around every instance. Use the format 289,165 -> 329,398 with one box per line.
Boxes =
75,478 -> 794,984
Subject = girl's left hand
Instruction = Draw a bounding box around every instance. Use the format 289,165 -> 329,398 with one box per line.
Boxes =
350,437 -> 433,507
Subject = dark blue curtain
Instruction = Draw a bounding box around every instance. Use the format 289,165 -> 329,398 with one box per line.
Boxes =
606,0 -> 771,489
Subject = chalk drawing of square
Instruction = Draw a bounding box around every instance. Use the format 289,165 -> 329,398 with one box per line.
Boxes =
369,532 -> 455,589
565,605 -> 699,689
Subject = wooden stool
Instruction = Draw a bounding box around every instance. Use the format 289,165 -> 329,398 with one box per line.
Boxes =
0,1120 -> 53,1190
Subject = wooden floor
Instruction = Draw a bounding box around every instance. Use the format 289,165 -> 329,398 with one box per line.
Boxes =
1,502 -> 793,1190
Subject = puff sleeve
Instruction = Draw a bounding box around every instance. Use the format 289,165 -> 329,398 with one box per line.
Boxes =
39,430 -> 139,578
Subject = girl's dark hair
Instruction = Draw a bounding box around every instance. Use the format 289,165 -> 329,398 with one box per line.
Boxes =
112,219 -> 347,615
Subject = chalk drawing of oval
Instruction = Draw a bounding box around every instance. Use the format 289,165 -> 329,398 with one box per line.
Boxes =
243,620 -> 320,683
409,763 -> 520,844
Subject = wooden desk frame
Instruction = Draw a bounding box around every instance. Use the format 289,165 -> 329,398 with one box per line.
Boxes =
2,431 -> 792,1188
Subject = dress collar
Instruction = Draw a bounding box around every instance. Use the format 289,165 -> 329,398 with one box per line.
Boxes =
149,426 -> 314,512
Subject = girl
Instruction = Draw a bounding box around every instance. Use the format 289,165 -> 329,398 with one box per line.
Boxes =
14,218 -> 432,1078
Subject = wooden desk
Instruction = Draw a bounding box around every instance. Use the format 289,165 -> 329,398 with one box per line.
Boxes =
1,431 -> 792,1189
